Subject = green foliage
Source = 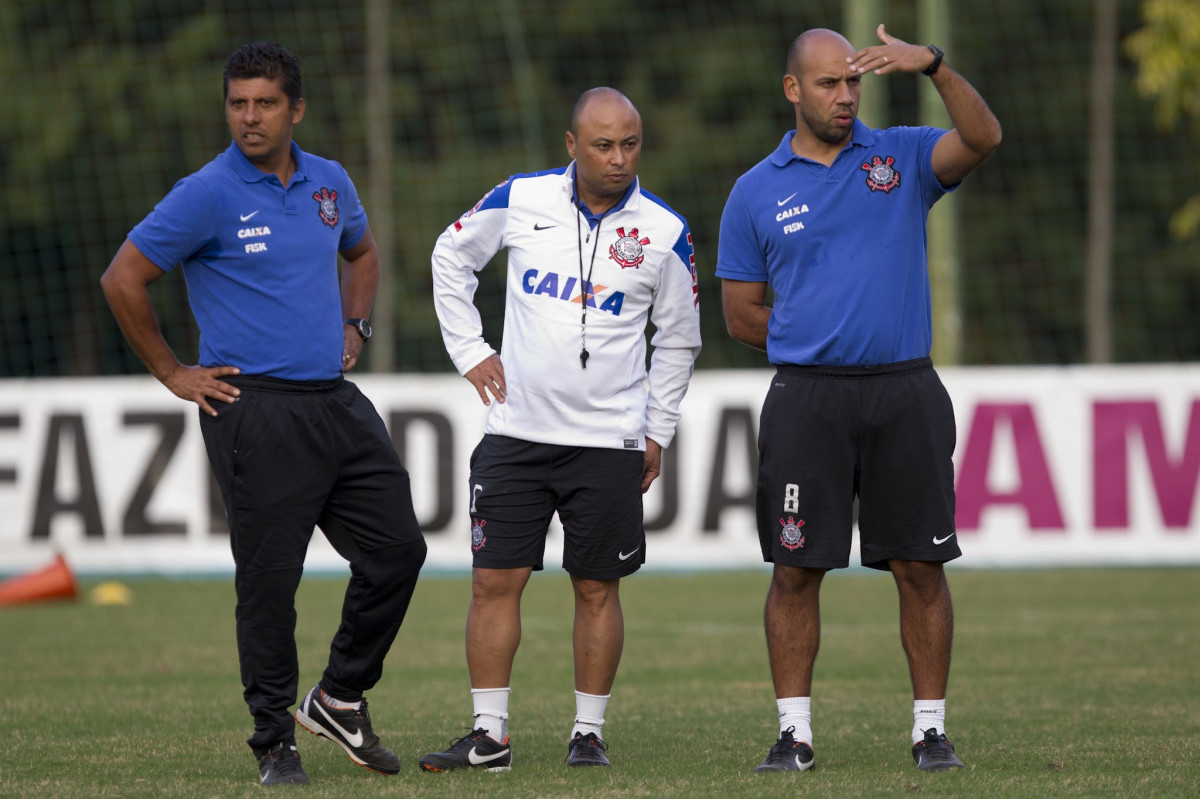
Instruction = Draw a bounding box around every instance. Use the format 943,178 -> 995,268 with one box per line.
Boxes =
1125,0 -> 1200,239
1125,0 -> 1200,128
0,568 -> 1198,797
2,0 -> 1199,375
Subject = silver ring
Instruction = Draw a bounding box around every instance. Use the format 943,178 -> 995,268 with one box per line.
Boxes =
882,56 -> 888,63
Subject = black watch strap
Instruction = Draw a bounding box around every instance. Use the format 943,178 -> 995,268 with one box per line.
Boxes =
922,44 -> 944,76
344,318 -> 372,341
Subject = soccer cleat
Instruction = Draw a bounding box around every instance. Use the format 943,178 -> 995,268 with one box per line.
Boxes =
255,738 -> 310,786
419,728 -> 512,772
912,728 -> 964,771
295,686 -> 401,774
754,726 -> 815,773
565,732 -> 611,767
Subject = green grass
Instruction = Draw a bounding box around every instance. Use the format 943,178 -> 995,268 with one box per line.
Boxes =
2,567 -> 1198,797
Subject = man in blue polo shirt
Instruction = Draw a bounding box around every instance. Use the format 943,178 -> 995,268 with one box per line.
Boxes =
100,41 -> 426,786
717,25 -> 1000,774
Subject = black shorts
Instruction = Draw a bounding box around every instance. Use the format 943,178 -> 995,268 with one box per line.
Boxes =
466,435 -> 646,579
756,358 -> 960,570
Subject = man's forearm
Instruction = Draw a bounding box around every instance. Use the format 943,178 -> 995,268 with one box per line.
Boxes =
931,65 -> 1002,157
101,281 -> 181,381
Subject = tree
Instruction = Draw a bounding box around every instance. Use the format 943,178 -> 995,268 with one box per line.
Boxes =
1125,0 -> 1200,238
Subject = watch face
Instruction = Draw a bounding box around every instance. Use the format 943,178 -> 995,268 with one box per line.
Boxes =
359,320 -> 372,339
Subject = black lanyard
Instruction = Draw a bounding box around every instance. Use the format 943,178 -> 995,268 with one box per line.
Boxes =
575,195 -> 612,369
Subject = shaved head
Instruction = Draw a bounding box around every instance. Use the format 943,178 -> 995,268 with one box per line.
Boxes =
569,87 -> 638,134
786,28 -> 855,77
781,28 -> 862,156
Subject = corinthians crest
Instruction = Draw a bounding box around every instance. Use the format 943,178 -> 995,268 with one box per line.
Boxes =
471,517 -> 487,551
609,226 -> 650,269
861,155 -> 901,193
779,516 -> 806,551
313,187 -> 339,227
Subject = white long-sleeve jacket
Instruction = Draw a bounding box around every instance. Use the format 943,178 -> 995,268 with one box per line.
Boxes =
432,165 -> 701,451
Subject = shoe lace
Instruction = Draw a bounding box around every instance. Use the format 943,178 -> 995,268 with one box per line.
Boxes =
769,726 -> 798,757
920,729 -> 953,755
275,751 -> 304,777
357,699 -> 380,739
337,695 -> 371,725
574,732 -> 607,752
264,740 -> 304,776
449,728 -> 493,750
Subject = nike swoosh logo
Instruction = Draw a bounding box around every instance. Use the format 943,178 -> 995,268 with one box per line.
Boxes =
618,547 -> 640,561
468,746 -> 510,765
777,193 -> 797,206
932,532 -> 956,545
533,223 -> 556,230
240,210 -> 260,221
315,701 -> 364,748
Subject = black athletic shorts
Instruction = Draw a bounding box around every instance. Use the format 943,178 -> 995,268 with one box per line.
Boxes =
466,435 -> 646,579
756,357 -> 960,570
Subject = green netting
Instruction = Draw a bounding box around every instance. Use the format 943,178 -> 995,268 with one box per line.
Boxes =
1,0 -> 1197,377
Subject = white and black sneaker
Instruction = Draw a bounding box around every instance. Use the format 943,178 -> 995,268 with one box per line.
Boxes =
295,686 -> 401,774
419,728 -> 512,772
255,737 -> 309,786
755,726 -> 815,773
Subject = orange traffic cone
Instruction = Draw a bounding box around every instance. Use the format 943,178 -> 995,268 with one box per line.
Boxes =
0,553 -> 78,606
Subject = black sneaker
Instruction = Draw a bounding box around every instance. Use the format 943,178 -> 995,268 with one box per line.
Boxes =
255,738 -> 309,786
295,686 -> 401,774
912,728 -> 964,771
419,728 -> 512,772
565,732 -> 611,767
755,726 -> 815,773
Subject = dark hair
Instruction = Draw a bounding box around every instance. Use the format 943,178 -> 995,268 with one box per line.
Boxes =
223,41 -> 303,107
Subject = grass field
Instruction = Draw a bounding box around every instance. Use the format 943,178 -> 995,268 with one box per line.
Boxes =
2,567 -> 1198,798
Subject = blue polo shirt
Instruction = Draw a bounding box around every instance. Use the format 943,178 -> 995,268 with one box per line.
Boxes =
129,141 -> 368,380
716,121 -> 953,366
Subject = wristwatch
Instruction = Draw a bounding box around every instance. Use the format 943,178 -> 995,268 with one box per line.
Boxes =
344,318 -> 372,341
922,45 -> 944,76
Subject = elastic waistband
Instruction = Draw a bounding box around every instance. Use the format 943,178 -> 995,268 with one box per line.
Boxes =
224,374 -> 345,394
776,356 -> 933,378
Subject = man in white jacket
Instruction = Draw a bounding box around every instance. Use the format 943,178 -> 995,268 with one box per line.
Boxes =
421,87 -> 701,771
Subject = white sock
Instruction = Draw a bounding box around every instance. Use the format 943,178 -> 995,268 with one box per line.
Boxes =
471,687 -> 511,742
777,696 -> 812,745
571,691 -> 610,739
320,689 -> 361,710
912,699 -> 946,744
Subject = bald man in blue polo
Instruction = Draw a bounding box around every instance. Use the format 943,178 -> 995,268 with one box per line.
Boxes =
718,25 -> 1000,774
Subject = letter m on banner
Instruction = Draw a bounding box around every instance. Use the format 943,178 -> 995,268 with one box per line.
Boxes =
1093,400 -> 1200,530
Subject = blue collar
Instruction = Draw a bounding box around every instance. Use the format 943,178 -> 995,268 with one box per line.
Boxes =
570,164 -> 638,227
769,120 -> 873,167
225,139 -> 308,184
